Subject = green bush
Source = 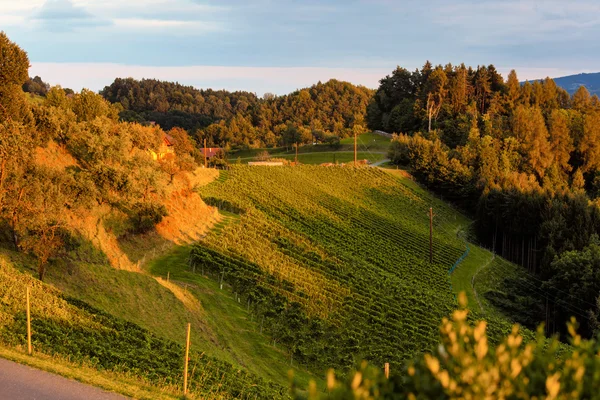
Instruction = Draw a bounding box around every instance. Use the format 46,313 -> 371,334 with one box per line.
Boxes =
128,202 -> 167,234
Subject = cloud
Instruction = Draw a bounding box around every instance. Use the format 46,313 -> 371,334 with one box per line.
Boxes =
0,0 -> 39,12
4,0 -> 600,80
112,18 -> 224,33
0,15 -> 26,25
31,0 -> 111,31
432,0 -> 600,45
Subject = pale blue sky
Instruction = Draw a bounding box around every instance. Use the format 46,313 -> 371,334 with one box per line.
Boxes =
1,0 -> 598,94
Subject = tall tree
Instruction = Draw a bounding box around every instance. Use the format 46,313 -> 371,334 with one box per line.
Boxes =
541,78 -> 559,112
424,67 -> 448,132
0,32 -> 31,123
506,70 -> 520,109
521,81 -> 533,106
580,111 -> 600,173
474,67 -> 491,114
449,64 -> 469,114
513,106 -> 552,178
548,109 -> 574,175
573,86 -> 592,113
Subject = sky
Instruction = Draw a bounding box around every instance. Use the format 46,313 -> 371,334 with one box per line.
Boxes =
1,0 -> 599,95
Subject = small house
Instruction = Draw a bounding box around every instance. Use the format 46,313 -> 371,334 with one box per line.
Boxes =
150,134 -> 175,160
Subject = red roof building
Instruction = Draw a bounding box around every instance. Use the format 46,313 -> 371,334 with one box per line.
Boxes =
163,134 -> 175,147
200,148 -> 223,159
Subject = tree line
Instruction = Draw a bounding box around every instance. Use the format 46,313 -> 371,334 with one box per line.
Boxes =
100,77 -> 373,149
380,61 -> 600,339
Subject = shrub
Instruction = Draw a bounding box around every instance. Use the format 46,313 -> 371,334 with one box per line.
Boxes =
256,150 -> 271,161
388,134 -> 412,165
324,135 -> 341,149
128,202 -> 167,233
296,293 -> 597,399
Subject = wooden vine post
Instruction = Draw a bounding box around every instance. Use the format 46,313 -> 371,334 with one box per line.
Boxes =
384,362 -> 390,379
354,130 -> 357,166
204,138 -> 208,168
429,207 -> 434,264
26,287 -> 32,355
183,322 -> 191,396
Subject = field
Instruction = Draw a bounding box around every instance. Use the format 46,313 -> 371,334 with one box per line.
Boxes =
195,165 -> 470,373
230,132 -> 390,165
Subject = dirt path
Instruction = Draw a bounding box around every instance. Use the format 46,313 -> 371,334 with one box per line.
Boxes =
0,358 -> 127,400
371,158 -> 390,167
471,253 -> 496,313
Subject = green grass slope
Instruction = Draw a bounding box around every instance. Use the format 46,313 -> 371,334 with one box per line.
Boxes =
147,244 -> 321,390
2,236 -> 317,391
0,254 -> 286,399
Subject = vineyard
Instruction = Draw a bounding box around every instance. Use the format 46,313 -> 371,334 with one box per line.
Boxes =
194,165 -> 471,372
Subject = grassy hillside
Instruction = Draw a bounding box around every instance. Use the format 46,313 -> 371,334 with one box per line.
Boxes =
0,254 -> 285,399
0,159 -> 547,397
194,165 -> 470,374
146,244 -> 321,389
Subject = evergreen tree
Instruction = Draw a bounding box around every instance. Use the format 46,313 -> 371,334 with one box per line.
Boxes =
521,81 -> 533,105
580,111 -> 600,173
573,86 -> 592,113
549,109 -> 574,175
506,70 -> 520,109
449,64 -> 469,114
511,106 -> 552,178
474,66 -> 491,113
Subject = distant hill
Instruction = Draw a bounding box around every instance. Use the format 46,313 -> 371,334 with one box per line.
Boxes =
531,72 -> 600,96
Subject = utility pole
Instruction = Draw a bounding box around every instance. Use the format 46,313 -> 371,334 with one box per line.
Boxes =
429,207 -> 433,264
203,138 -> 207,168
354,130 -> 357,166
295,142 -> 298,164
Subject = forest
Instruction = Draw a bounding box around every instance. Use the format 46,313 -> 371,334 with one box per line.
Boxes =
100,77 -> 373,149
376,62 -> 600,340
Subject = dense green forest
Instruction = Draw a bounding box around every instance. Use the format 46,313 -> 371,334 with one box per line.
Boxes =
376,62 -> 600,339
100,77 -> 373,149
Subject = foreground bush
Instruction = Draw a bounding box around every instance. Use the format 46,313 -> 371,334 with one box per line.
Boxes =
296,293 -> 600,399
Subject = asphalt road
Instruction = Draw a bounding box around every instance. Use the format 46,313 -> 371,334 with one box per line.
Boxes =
0,358 -> 127,400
